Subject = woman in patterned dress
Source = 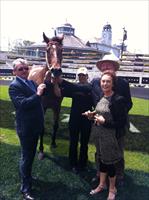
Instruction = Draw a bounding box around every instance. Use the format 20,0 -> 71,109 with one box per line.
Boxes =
83,71 -> 127,200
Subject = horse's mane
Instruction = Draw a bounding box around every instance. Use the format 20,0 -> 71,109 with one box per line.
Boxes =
51,36 -> 63,45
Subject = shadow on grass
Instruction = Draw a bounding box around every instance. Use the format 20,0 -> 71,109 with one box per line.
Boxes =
118,169 -> 149,200
0,141 -> 96,200
39,154 -> 149,200
44,106 -> 71,141
32,179 -> 92,200
0,142 -> 149,200
125,114 -> 149,153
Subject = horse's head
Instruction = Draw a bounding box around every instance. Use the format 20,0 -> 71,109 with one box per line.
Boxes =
43,32 -> 63,70
28,33 -> 63,85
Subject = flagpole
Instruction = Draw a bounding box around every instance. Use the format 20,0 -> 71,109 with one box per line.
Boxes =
121,27 -> 127,59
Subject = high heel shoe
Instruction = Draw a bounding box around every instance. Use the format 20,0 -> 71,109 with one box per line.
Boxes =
107,189 -> 117,200
90,185 -> 106,195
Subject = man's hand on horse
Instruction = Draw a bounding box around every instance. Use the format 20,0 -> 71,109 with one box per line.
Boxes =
37,83 -> 46,96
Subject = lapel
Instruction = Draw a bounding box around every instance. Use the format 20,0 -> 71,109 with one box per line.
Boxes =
16,77 -> 36,95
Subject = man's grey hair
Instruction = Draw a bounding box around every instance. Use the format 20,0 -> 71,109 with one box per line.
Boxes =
12,58 -> 28,69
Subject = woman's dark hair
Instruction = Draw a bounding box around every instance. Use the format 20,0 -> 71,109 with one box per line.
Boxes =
100,70 -> 116,91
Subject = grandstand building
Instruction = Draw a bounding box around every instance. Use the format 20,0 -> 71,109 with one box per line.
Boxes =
0,23 -> 149,86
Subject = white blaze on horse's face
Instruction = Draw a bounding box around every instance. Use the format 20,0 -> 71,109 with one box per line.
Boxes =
53,45 -> 57,60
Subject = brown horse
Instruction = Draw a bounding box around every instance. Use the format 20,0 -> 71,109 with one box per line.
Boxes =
28,32 -> 64,158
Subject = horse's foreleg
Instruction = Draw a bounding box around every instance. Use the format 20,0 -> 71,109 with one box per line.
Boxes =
51,110 -> 60,148
38,129 -> 45,160
51,121 -> 59,148
39,130 -> 44,152
38,107 -> 47,160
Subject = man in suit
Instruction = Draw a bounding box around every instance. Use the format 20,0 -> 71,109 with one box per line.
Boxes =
9,58 -> 46,200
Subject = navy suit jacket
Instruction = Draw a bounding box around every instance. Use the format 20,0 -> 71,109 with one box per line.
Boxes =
9,77 -> 44,136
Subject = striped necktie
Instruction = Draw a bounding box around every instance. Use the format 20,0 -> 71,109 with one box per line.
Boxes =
25,80 -> 36,92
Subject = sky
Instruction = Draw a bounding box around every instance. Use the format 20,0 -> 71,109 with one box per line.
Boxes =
0,0 -> 149,53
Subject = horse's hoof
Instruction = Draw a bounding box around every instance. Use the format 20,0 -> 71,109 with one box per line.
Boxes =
51,143 -> 57,148
38,152 -> 44,160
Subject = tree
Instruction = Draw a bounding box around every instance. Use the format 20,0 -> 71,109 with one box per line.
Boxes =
23,40 -> 35,46
11,39 -> 35,54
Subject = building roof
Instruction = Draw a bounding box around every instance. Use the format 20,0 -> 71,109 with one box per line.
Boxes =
28,34 -> 99,52
63,35 -> 95,50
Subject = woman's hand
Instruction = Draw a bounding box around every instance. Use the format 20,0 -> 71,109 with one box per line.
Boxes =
94,114 -> 105,125
82,110 -> 96,120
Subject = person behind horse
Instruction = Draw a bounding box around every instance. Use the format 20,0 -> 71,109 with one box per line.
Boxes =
83,71 -> 127,200
91,53 -> 133,186
9,58 -> 46,200
51,67 -> 93,173
68,67 -> 93,173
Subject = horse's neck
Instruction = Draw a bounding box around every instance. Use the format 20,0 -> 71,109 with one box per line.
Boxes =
28,65 -> 48,85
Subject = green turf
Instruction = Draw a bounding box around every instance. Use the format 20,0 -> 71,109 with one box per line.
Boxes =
0,85 -> 149,200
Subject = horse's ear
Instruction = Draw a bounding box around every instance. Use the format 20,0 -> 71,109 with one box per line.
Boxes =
43,32 -> 49,44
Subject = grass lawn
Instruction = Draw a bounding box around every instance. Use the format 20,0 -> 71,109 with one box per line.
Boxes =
0,85 -> 149,200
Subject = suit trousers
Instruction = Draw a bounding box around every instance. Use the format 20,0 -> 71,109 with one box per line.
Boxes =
18,133 -> 39,193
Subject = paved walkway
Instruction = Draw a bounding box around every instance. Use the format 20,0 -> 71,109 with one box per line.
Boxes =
130,87 -> 149,99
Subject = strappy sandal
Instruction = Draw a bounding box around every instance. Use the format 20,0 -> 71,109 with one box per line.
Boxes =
90,185 -> 106,195
107,189 -> 117,200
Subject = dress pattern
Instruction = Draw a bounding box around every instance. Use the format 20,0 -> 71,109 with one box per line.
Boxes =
91,96 -> 122,165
